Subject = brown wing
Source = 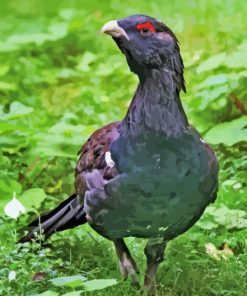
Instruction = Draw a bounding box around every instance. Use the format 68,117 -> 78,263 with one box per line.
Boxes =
74,121 -> 121,195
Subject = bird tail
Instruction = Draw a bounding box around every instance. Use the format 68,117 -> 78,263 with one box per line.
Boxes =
19,193 -> 87,243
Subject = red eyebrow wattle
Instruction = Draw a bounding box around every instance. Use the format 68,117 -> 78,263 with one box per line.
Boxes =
136,22 -> 156,32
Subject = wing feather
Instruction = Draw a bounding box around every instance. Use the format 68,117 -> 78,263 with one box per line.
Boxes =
74,121 -> 121,196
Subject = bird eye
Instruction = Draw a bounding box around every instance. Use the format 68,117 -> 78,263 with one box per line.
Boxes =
140,27 -> 150,35
136,22 -> 156,35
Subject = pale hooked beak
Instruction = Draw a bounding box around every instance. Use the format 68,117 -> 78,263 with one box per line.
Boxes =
101,20 -> 129,41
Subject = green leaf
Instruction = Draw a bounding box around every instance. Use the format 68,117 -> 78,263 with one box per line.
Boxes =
19,188 -> 46,212
196,219 -> 218,230
0,175 -> 22,195
0,41 -> 19,52
0,81 -> 16,91
82,279 -> 118,291
203,205 -> 247,230
56,68 -> 79,79
197,53 -> 227,73
59,8 -> 76,20
195,85 -> 229,110
32,291 -> 59,296
1,101 -> 33,120
205,116 -> 247,146
61,292 -> 83,296
0,134 -> 29,153
77,51 -> 97,72
224,50 -> 247,69
215,207 -> 247,223
49,122 -> 84,134
6,33 -> 51,46
48,22 -> 68,40
49,275 -> 87,288
196,42 -> 247,73
0,122 -> 31,133
32,128 -> 84,158
196,72 -> 247,90
223,40 -> 247,69
32,143 -> 76,158
0,65 -> 10,76
196,74 -> 228,89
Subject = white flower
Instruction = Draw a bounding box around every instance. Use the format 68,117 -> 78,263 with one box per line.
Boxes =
4,192 -> 26,219
193,53 -> 200,61
8,271 -> 17,281
233,183 -> 241,189
105,151 -> 115,168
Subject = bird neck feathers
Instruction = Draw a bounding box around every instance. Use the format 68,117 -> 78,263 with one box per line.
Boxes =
121,68 -> 188,137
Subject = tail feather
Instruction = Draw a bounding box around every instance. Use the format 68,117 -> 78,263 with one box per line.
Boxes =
19,193 -> 87,243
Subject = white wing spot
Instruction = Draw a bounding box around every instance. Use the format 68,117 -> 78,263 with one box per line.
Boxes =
200,138 -> 205,143
159,225 -> 170,232
105,151 -> 115,168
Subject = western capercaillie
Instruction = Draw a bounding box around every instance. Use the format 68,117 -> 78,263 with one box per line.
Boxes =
19,14 -> 218,293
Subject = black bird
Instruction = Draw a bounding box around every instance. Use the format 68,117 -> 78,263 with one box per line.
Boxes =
20,14 -> 218,293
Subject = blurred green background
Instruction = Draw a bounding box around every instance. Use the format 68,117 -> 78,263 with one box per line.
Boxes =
0,0 -> 246,295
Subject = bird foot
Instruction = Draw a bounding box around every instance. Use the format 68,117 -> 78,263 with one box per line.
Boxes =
121,265 -> 140,288
129,272 -> 140,289
140,284 -> 156,296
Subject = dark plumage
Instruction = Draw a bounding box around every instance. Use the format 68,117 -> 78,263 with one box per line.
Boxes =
19,14 -> 218,293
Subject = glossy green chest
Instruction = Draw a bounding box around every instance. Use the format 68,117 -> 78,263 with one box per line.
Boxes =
89,129 -> 218,240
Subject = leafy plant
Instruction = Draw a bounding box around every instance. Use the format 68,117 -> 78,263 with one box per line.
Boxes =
0,0 -> 246,295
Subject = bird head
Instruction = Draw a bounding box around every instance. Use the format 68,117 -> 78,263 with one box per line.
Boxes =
101,14 -> 185,91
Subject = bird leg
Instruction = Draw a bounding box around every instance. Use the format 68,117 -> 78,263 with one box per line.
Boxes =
144,238 -> 167,294
114,239 -> 140,287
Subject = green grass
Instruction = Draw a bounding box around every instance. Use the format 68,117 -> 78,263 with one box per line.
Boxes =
1,221 -> 247,295
0,0 -> 246,295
